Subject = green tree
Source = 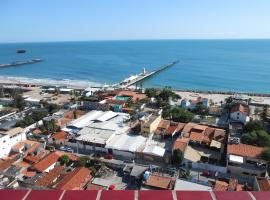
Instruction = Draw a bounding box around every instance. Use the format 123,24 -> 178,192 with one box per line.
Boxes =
243,120 -> 264,133
59,155 -> 70,166
73,110 -> 77,119
171,108 -> 194,123
145,88 -> 158,98
241,130 -> 270,147
192,103 -> 209,118
12,94 -> 26,110
262,148 -> 270,161
76,156 -> 91,167
172,149 -> 183,165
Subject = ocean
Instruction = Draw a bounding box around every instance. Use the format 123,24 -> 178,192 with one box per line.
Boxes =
0,39 -> 270,93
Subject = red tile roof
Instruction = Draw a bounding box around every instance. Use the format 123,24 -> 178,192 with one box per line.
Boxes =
190,132 -> 204,142
231,103 -> 249,115
33,151 -> 79,172
227,143 -> 264,158
0,159 -> 14,171
257,179 -> 270,191
56,167 -> 92,190
51,131 -> 68,141
144,174 -> 174,190
173,137 -> 189,152
36,165 -> 65,187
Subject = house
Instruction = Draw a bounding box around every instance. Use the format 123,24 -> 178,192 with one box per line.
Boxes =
214,178 -> 245,191
35,165 -> 65,188
254,178 -> 270,191
115,90 -> 147,102
181,97 -> 209,110
227,143 -> 267,178
230,103 -> 250,124
33,151 -> 79,173
140,114 -> 161,136
175,123 -> 226,172
0,127 -> 26,158
56,167 -> 92,190
142,174 -> 175,190
48,131 -> 69,145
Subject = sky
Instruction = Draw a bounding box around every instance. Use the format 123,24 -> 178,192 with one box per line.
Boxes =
1,0 -> 270,43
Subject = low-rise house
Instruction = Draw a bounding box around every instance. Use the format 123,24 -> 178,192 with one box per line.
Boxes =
142,174 -> 175,190
33,151 -> 79,173
214,178 -> 245,191
230,103 -> 250,124
175,123 -> 227,172
35,165 -> 65,188
0,127 -> 26,158
56,167 -> 92,190
48,131 -> 69,146
181,97 -> 209,110
254,178 -> 270,191
227,143 -> 267,178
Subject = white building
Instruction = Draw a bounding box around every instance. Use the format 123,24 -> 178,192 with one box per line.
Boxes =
0,127 -> 26,158
230,103 -> 250,124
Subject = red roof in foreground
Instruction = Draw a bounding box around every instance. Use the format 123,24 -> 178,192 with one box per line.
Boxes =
139,190 -> 173,200
0,190 -> 269,200
62,190 -> 98,200
176,191 -> 213,200
100,190 -> 134,200
214,191 -> 252,200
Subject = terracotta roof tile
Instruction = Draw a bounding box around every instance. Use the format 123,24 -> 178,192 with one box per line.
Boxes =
258,179 -> 270,191
231,103 -> 249,115
228,143 -> 264,158
145,175 -> 174,190
56,167 -> 92,190
214,180 -> 228,191
87,183 -> 104,190
190,132 -> 204,142
34,151 -> 79,172
51,131 -> 68,141
173,137 -> 189,152
36,165 -> 65,187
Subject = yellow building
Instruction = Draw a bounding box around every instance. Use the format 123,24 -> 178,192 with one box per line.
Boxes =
140,114 -> 161,136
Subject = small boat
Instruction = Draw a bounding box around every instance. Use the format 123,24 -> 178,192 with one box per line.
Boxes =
17,49 -> 26,53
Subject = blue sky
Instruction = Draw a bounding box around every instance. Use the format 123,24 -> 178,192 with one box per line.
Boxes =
1,0 -> 270,42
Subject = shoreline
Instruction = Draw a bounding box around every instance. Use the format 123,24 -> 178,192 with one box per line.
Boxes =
1,76 -> 270,101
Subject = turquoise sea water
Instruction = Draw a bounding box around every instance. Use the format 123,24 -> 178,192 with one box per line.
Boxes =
0,40 -> 270,93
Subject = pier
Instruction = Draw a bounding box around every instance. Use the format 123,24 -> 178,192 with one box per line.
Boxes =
114,60 -> 178,88
0,58 -> 43,69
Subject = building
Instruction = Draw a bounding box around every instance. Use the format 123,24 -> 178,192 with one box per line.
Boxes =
35,165 -> 65,188
140,114 -> 161,136
227,143 -> 267,178
33,151 -> 78,173
0,127 -> 26,158
174,123 -> 227,173
230,103 -> 250,124
214,178 -> 245,191
56,167 -> 92,190
142,174 -> 175,190
254,178 -> 270,191
181,97 -> 209,110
